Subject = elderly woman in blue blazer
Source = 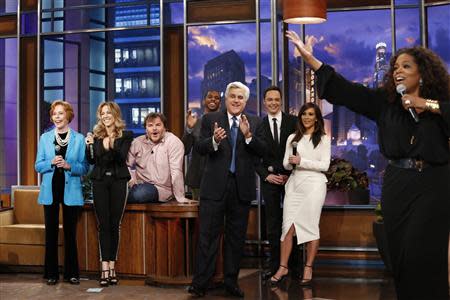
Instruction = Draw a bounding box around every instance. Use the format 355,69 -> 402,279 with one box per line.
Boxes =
35,100 -> 88,286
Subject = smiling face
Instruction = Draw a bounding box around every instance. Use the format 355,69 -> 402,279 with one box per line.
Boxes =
145,116 -> 166,143
204,91 -> 221,113
51,104 -> 69,132
100,105 -> 116,128
264,90 -> 282,116
393,53 -> 421,96
301,107 -> 317,133
225,87 -> 247,116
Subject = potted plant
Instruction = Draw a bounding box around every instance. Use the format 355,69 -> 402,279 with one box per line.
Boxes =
324,157 -> 370,205
372,202 -> 392,271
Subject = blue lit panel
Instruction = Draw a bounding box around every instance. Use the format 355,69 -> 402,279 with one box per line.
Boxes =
427,5 -> 450,70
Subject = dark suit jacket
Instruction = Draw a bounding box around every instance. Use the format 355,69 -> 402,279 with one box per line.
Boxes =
255,112 -> 298,180
196,111 -> 265,202
87,130 -> 133,180
182,118 -> 206,188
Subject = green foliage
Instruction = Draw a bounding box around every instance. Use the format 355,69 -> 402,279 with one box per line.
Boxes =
375,202 -> 383,222
325,157 -> 369,192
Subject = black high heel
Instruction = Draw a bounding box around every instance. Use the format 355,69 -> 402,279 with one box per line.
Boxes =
269,265 -> 289,285
109,268 -> 118,285
99,269 -> 110,287
299,264 -> 313,286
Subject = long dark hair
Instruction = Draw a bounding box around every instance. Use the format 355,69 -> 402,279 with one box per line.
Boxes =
385,46 -> 449,103
291,102 -> 326,148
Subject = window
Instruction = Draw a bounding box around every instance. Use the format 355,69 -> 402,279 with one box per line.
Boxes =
123,49 -> 129,61
115,49 -> 121,63
124,78 -> 132,91
115,78 -> 122,93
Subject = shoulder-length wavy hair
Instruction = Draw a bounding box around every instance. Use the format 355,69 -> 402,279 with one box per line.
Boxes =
93,102 -> 126,138
291,102 -> 326,148
385,46 -> 449,103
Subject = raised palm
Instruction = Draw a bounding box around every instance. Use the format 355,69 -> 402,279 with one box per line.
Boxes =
285,30 -> 316,58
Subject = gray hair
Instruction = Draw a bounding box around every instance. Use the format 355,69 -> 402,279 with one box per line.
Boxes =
225,81 -> 250,101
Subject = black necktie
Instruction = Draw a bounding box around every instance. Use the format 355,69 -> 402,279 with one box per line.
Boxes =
272,118 -> 279,145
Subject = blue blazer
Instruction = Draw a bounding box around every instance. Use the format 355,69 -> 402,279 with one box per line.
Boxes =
35,128 -> 89,206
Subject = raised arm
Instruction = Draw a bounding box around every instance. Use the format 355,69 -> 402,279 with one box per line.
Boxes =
286,30 -> 385,121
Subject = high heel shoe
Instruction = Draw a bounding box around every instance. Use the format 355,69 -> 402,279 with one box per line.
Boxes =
299,264 -> 313,286
99,269 -> 110,287
269,265 -> 289,285
109,268 -> 118,285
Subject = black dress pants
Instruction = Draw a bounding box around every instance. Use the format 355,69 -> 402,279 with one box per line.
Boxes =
382,164 -> 449,300
43,200 -> 80,280
192,174 -> 251,289
93,176 -> 128,261
261,181 -> 300,275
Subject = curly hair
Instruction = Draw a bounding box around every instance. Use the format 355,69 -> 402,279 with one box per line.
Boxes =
93,102 -> 126,139
291,102 -> 326,148
385,46 -> 449,103
49,100 -> 74,123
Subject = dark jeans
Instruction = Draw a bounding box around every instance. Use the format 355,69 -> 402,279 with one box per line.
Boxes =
43,201 -> 80,280
93,177 -> 128,261
127,182 -> 159,204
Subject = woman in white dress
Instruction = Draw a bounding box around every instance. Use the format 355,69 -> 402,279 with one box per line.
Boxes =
270,102 -> 331,286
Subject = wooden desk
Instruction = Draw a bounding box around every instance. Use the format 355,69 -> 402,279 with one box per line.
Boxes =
77,202 -> 223,285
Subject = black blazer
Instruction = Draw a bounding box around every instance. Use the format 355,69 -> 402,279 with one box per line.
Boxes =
86,130 -> 133,180
182,118 -> 206,188
196,110 -> 266,203
255,112 -> 298,180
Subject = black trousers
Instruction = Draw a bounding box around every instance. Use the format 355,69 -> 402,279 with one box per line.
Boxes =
261,181 -> 300,275
93,176 -> 128,261
43,200 -> 80,280
192,174 -> 250,289
382,164 -> 449,300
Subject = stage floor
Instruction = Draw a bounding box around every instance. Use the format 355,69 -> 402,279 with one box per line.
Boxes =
0,270 -> 397,300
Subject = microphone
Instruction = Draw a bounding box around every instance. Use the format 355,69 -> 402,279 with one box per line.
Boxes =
268,166 -> 274,173
87,132 -> 94,160
291,141 -> 298,169
54,142 -> 63,173
396,84 -> 419,123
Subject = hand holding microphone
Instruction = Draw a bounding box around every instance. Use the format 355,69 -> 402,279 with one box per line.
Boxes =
396,84 -> 419,123
85,132 -> 95,160
289,141 -> 301,168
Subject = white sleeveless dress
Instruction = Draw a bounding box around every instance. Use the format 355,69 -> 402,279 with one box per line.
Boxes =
281,134 -> 331,244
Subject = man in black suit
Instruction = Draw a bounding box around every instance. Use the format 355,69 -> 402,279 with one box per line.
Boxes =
255,86 -> 299,279
182,90 -> 221,200
188,82 -> 265,298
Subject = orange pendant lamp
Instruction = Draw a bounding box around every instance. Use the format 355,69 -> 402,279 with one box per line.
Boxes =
283,0 -> 327,24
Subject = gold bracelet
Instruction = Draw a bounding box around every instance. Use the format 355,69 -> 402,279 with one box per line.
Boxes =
424,99 -> 440,111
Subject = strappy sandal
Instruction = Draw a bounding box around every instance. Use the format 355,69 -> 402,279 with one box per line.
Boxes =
299,264 -> 313,286
269,265 -> 289,285
109,268 -> 118,285
99,269 -> 110,287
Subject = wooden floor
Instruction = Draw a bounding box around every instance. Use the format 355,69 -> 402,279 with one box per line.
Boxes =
0,270 -> 397,300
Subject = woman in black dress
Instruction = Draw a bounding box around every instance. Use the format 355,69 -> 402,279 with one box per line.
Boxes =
287,31 -> 449,300
85,102 -> 133,286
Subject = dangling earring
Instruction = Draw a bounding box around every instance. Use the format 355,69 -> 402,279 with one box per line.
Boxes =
419,78 -> 423,87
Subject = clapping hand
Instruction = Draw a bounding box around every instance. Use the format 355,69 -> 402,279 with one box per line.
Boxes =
213,122 -> 227,144
239,114 -> 252,138
186,109 -> 198,129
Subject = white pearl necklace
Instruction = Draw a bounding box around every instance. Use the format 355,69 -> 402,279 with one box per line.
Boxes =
55,129 -> 70,147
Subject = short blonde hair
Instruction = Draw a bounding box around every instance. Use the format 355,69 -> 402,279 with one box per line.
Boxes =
49,100 -> 74,123
93,102 -> 126,138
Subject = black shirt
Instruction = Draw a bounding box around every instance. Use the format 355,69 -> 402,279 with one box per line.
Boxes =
52,132 -> 68,202
316,64 -> 450,164
87,130 -> 133,180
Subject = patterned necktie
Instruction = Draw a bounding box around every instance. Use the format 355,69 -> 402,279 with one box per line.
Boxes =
229,116 -> 238,173
272,118 -> 279,145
